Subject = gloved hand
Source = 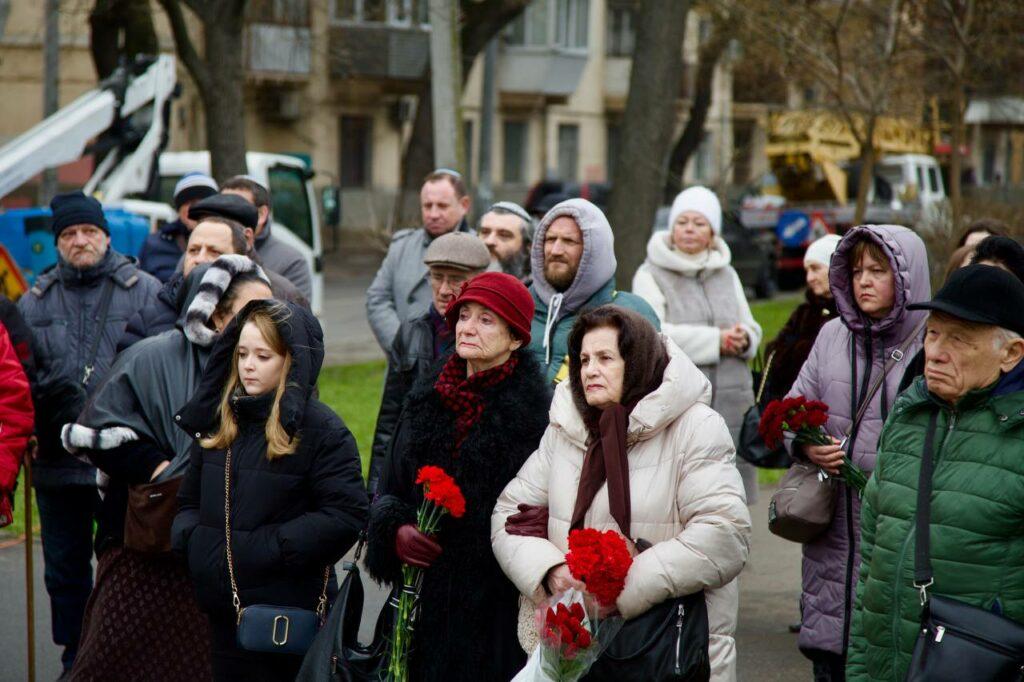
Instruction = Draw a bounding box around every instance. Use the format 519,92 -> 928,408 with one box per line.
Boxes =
395,524 -> 442,568
505,504 -> 549,538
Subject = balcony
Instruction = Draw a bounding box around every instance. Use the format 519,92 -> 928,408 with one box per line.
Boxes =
329,25 -> 429,82
247,23 -> 312,79
497,48 -> 588,104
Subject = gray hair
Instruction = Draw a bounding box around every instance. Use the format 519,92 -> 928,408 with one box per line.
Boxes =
994,326 -> 1023,351
482,201 -> 535,243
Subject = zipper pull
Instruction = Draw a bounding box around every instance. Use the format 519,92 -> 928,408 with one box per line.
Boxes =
934,626 -> 945,643
677,603 -> 685,627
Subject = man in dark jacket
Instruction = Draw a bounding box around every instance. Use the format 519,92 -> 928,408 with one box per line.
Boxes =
221,175 -> 313,301
366,232 -> 490,497
137,172 -> 218,282
848,265 -> 1024,681
17,190 -> 160,675
366,169 -> 473,352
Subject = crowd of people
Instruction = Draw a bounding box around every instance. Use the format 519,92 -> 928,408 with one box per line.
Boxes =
0,165 -> 1022,682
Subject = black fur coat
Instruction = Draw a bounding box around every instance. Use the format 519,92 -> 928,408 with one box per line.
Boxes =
366,349 -> 550,682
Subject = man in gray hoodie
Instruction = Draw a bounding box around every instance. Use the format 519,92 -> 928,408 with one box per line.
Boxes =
528,198 -> 660,384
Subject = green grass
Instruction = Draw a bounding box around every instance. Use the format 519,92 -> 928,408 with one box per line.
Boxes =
4,295 -> 802,537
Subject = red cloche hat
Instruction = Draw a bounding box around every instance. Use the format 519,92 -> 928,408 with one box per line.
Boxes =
444,272 -> 534,344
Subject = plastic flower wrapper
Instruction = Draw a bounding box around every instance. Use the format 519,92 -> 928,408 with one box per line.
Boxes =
758,395 -> 868,493
511,588 -> 624,682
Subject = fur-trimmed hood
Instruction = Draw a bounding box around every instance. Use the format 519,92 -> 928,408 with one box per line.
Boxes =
182,254 -> 271,347
176,299 -> 324,439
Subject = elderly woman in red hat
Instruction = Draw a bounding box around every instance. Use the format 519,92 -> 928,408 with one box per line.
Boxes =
366,272 -> 551,681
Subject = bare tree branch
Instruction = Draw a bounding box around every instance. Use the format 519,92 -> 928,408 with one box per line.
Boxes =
157,0 -> 211,93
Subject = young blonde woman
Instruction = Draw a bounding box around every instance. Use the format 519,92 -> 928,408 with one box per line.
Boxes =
172,300 -> 368,681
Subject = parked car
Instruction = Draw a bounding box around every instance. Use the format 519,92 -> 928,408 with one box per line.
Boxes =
652,206 -> 778,300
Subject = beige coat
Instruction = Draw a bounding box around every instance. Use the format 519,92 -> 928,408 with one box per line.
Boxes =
491,337 -> 752,681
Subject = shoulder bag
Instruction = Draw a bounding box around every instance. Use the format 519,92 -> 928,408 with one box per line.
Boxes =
224,446 -> 329,656
768,320 -> 925,543
296,536 -> 393,682
738,351 -> 790,469
905,412 -> 1024,681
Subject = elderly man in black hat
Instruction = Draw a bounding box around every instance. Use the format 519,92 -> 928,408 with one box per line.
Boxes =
848,263 -> 1024,681
366,231 -> 490,497
18,190 -> 160,676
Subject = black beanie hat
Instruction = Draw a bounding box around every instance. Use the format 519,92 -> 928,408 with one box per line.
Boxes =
51,191 -> 108,240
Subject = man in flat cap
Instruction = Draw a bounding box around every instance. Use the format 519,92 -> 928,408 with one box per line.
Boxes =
848,263 -> 1024,681
366,231 -> 490,497
18,191 -> 160,675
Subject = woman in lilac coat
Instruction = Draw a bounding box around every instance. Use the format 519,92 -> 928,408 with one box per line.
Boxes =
785,225 -> 930,680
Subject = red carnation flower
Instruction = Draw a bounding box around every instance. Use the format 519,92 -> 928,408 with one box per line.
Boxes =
566,529 -> 633,607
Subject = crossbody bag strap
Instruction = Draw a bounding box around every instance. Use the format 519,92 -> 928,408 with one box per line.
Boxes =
846,317 -> 927,439
223,445 -> 331,622
81,277 -> 115,385
913,411 -> 941,604
755,350 -> 776,405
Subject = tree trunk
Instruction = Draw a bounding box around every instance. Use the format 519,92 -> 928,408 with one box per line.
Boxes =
949,74 -> 965,231
90,0 -> 159,80
663,18 -> 732,204
202,18 -> 248,181
852,121 -> 876,225
607,0 -> 690,285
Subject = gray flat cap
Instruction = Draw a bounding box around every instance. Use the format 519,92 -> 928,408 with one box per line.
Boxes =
423,232 -> 491,271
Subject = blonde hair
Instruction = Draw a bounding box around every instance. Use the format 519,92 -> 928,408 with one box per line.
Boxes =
200,305 -> 299,460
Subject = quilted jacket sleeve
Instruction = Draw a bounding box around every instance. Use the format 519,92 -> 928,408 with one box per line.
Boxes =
616,408 -> 752,619
846,447 -> 882,679
0,325 -> 33,493
491,427 -> 569,604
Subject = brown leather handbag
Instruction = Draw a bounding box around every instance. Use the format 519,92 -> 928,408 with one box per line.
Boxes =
123,475 -> 184,553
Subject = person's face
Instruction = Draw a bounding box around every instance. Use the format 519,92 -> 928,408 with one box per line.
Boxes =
420,180 -> 469,238
179,200 -> 199,231
852,251 -> 895,319
57,224 -> 110,269
543,217 -> 584,291
805,261 -> 831,298
479,212 -> 525,263
671,211 -> 714,255
455,301 -> 521,372
963,230 -> 991,248
237,320 -> 287,396
183,221 -> 238,276
579,326 -> 625,410
429,266 -> 473,316
223,188 -> 270,234
924,313 -> 1024,403
209,281 -> 273,333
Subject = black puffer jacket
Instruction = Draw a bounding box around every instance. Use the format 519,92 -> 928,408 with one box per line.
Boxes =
172,300 -> 368,618
366,349 -> 550,682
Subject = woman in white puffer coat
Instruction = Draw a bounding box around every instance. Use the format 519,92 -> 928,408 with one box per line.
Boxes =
491,305 -> 751,681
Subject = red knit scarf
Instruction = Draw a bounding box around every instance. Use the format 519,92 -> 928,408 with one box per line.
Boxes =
434,353 -> 519,453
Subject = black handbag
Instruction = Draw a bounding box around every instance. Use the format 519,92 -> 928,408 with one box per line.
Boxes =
296,539 -> 393,682
224,446 -> 329,656
584,589 -> 710,682
905,412 -> 1024,681
738,351 -> 790,469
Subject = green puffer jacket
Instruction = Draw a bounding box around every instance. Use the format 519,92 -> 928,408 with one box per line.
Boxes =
847,376 -> 1024,681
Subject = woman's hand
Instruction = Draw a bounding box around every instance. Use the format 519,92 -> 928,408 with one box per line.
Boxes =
150,460 -> 171,481
720,325 -> 749,357
804,437 -> 845,475
545,563 -> 584,596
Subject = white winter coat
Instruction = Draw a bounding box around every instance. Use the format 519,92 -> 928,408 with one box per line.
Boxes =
491,337 -> 752,681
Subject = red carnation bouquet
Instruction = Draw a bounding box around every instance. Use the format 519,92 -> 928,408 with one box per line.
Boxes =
385,466 -> 466,682
758,396 -> 868,492
514,529 -> 632,681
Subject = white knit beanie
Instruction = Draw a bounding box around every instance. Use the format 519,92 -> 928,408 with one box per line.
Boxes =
668,186 -> 722,235
803,234 -> 842,267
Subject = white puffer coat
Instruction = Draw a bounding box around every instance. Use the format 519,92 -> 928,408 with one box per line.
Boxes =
491,337 -> 752,681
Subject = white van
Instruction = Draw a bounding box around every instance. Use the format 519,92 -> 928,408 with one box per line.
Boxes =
158,151 -> 325,315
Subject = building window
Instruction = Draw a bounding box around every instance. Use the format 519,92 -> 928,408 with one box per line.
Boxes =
606,122 -> 621,182
503,120 -> 528,183
606,5 -> 635,57
251,0 -> 310,25
463,119 -> 475,180
340,115 -> 372,188
332,0 -> 427,25
693,131 -> 713,182
505,0 -> 586,50
558,123 -> 580,181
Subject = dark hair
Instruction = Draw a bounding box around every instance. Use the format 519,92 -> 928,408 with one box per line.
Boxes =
849,238 -> 891,273
212,270 -> 272,321
944,243 -> 975,282
567,305 -> 669,429
423,170 -> 468,199
972,235 -> 1024,283
957,218 -> 1007,247
193,216 -> 249,255
222,176 -> 272,209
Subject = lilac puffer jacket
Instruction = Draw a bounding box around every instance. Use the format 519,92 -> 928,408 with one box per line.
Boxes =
785,225 -> 930,656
